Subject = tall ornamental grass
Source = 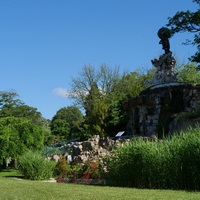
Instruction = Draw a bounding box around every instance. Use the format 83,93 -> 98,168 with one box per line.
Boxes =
106,126 -> 200,190
18,151 -> 56,180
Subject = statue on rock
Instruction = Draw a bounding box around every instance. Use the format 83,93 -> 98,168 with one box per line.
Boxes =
151,27 -> 177,85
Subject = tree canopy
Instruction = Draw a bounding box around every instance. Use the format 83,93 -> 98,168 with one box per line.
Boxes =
50,106 -> 84,140
176,62 -> 200,84
166,0 -> 200,64
0,117 -> 44,165
0,91 -> 42,125
68,65 -> 153,138
0,91 -> 49,164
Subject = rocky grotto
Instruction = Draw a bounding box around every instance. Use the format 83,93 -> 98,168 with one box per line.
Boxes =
124,27 -> 200,138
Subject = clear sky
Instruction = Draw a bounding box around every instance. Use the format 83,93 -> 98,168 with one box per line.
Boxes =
0,0 -> 198,119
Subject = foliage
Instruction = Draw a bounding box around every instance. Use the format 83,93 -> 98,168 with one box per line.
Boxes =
68,65 -> 153,138
18,151 -> 56,180
50,106 -> 84,140
0,90 -> 52,145
54,159 -> 84,181
175,110 -> 200,122
84,82 -> 109,137
106,68 -> 153,135
43,126 -> 53,145
106,126 -> 200,190
50,118 -> 70,139
82,161 -> 101,180
0,91 -> 23,109
176,62 -> 200,84
0,90 -> 52,147
54,160 -> 102,181
0,117 -> 44,165
54,158 -> 70,178
69,65 -> 121,138
0,91 -> 42,125
112,69 -> 153,100
69,64 -> 120,106
166,0 -> 200,64
68,164 -> 83,181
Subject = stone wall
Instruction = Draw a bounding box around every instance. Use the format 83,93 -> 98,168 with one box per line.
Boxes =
124,51 -> 200,138
124,83 -> 200,138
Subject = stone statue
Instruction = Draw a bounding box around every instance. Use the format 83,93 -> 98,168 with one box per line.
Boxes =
157,27 -> 171,54
150,27 -> 177,85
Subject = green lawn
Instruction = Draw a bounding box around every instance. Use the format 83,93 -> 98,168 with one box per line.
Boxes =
1,170 -> 200,200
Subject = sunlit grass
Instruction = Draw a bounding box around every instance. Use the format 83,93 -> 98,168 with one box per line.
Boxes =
1,169 -> 200,200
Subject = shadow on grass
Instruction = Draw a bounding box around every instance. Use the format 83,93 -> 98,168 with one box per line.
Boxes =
3,175 -> 24,179
0,168 -> 24,179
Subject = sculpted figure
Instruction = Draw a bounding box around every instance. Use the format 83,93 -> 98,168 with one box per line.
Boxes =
151,28 -> 177,85
157,27 -> 171,54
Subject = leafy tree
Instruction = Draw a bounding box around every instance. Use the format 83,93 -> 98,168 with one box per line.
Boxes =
166,0 -> 200,64
50,106 -> 83,140
176,62 -> 200,84
50,118 -> 70,140
69,65 -> 153,137
106,68 -> 153,135
0,91 -> 42,125
0,117 -> 44,165
0,90 -> 52,145
0,91 -> 23,108
69,65 -> 121,138
41,118 -> 53,145
84,82 -> 109,137
69,64 -> 120,107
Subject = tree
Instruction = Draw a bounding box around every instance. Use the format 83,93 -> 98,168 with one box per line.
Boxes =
69,65 -> 120,107
42,118 -> 55,145
0,90 -> 52,147
0,91 -> 42,125
50,118 -> 70,140
166,0 -> 200,64
176,62 -> 200,84
0,90 -> 51,133
69,65 -> 154,137
0,90 -> 23,108
83,82 -> 109,137
105,68 -> 153,135
69,65 -> 121,137
0,117 -> 44,165
50,106 -> 83,140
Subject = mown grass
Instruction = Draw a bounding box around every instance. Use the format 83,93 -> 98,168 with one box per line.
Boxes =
1,170 -> 200,200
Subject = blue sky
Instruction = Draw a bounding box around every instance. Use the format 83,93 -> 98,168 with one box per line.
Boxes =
0,0 -> 198,119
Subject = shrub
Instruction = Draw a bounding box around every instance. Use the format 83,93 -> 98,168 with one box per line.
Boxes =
54,158 -> 70,178
82,161 -> 101,181
69,164 -> 83,182
18,151 -> 56,180
106,126 -> 200,190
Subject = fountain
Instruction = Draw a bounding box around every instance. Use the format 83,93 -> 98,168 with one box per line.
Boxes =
124,27 -> 200,138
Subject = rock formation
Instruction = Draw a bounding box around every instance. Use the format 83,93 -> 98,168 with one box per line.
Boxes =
151,52 -> 177,85
51,135 -> 131,164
